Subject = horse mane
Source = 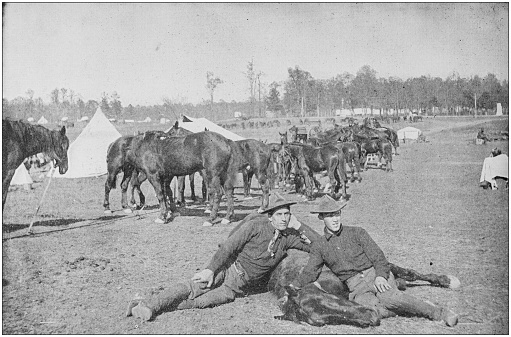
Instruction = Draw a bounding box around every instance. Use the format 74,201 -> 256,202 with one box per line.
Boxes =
4,119 -> 61,155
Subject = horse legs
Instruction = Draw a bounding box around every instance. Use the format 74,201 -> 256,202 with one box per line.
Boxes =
189,173 -> 197,202
2,168 -> 16,210
132,171 -> 146,208
385,151 -> 393,172
120,166 -> 136,211
222,171 -> 237,223
335,160 -> 348,200
206,174 -> 222,223
176,176 -> 186,206
146,173 -> 169,223
257,171 -> 270,212
103,165 -> 121,213
242,168 -> 252,198
389,263 -> 460,289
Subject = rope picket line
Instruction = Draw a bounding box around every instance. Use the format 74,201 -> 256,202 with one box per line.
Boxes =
27,165 -> 56,234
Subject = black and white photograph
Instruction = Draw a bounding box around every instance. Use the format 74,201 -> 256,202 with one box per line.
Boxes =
2,2 -> 508,334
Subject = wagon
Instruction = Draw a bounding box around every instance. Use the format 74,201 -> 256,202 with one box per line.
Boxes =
296,126 -> 308,142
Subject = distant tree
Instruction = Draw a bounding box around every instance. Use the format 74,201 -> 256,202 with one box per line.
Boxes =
351,65 -> 378,112
50,88 -> 60,105
285,66 -> 313,117
125,104 -> 135,117
266,81 -> 281,114
110,92 -> 122,118
76,98 -> 85,118
100,92 -> 110,114
206,71 -> 223,117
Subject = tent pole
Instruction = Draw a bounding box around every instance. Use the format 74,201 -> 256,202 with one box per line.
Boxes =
28,165 -> 56,234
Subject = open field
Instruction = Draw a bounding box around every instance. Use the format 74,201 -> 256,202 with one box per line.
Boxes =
2,116 -> 509,334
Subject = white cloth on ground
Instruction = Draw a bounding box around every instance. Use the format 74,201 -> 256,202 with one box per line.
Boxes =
479,154 -> 509,190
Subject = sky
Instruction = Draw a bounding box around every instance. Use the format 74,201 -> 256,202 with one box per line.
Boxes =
2,3 -> 509,106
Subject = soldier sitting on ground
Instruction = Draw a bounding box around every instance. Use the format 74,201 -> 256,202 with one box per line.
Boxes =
126,193 -> 322,321
290,195 -> 459,327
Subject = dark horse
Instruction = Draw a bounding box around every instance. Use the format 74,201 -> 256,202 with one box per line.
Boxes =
125,131 -> 238,224
2,118 -> 69,209
350,132 -> 393,172
268,251 -> 460,327
103,131 -> 177,213
234,139 -> 272,212
165,122 -> 208,205
281,143 -> 347,200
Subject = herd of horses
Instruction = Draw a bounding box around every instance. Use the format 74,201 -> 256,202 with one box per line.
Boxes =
100,117 -> 400,225
4,117 -> 462,328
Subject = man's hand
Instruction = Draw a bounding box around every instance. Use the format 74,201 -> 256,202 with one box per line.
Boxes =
287,214 -> 302,230
374,276 -> 392,293
191,269 -> 214,287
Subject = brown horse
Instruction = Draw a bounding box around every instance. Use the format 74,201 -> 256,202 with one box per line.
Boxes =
281,143 -> 347,200
103,131 -> 184,213
126,131 -> 238,224
235,139 -> 272,212
269,251 -> 460,327
2,118 -> 69,209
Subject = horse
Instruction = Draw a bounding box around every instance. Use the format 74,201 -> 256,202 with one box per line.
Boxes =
332,141 -> 363,183
281,143 -> 347,200
352,124 -> 399,155
126,131 -> 238,224
350,133 -> 393,172
166,122 -> 208,205
234,139 -> 272,212
2,118 -> 69,209
104,130 -> 203,213
268,251 -> 460,327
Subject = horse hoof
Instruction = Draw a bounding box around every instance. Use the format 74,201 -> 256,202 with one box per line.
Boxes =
447,275 -> 461,289
220,218 -> 231,225
154,218 -> 165,224
104,209 -> 113,214
204,209 -> 211,214
123,208 -> 133,214
203,221 -> 213,227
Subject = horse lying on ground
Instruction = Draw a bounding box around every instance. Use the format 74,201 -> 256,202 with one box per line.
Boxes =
2,118 -> 69,209
268,251 -> 460,327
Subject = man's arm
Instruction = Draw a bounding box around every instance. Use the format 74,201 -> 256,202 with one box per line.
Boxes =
356,228 -> 390,280
205,217 -> 259,274
286,215 -> 323,244
291,243 -> 325,288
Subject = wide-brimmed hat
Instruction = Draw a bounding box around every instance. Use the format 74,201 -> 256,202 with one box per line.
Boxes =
260,192 -> 296,214
310,195 -> 347,214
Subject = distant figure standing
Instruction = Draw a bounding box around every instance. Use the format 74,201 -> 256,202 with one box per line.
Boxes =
477,128 -> 490,142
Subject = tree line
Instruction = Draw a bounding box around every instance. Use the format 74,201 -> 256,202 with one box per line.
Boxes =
3,64 -> 508,123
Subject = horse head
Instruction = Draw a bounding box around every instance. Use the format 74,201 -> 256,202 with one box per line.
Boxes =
50,126 -> 70,174
279,131 -> 288,145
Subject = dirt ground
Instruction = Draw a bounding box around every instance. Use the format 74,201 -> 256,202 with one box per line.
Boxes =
2,116 -> 509,334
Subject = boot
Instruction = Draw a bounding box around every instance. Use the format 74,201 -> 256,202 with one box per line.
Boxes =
426,301 -> 459,327
129,283 -> 191,321
439,307 -> 459,327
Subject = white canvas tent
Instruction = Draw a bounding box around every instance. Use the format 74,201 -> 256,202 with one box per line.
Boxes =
397,127 -> 422,140
37,116 -> 48,124
52,107 -> 122,178
168,115 -> 245,141
10,164 -> 33,186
